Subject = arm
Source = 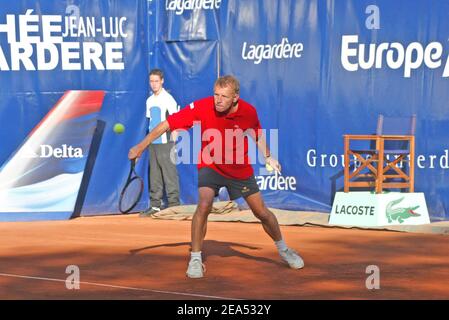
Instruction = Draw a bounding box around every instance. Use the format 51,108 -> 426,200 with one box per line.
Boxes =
128,120 -> 170,160
171,130 -> 179,142
255,133 -> 282,174
167,99 -> 180,142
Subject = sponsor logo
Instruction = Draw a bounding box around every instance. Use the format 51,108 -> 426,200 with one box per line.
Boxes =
0,8 -> 126,71
334,205 -> 375,216
386,197 -> 420,224
255,172 -> 297,191
37,144 -> 83,158
242,38 -> 304,65
341,34 -> 449,78
17,146 -> 39,158
241,186 -> 250,193
165,0 -> 222,15
306,148 -> 449,170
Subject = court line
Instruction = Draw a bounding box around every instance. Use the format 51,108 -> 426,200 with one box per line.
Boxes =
0,272 -> 241,300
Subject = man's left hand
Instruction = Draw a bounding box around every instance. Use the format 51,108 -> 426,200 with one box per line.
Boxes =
266,157 -> 281,174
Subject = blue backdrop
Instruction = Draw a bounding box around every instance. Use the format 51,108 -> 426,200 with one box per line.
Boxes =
1,0 -> 448,221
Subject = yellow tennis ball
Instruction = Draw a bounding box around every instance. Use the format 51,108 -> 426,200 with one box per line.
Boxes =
265,163 -> 274,172
113,123 -> 125,134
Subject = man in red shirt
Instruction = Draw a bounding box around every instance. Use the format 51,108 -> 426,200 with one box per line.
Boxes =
129,75 -> 304,278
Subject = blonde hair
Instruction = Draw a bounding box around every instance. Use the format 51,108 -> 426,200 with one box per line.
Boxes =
214,75 -> 240,94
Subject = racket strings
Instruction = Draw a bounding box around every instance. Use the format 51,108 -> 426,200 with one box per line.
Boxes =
119,177 -> 143,213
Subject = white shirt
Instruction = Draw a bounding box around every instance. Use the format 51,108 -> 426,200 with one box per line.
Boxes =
146,88 -> 179,144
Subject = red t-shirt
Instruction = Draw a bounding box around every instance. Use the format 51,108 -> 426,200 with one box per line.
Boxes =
167,97 -> 262,179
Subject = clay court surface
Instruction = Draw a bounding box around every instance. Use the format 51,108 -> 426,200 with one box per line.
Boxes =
0,214 -> 447,300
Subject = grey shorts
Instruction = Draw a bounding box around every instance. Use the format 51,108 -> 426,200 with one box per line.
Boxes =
198,167 -> 259,200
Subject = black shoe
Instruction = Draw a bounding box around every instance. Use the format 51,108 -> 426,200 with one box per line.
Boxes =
139,207 -> 160,217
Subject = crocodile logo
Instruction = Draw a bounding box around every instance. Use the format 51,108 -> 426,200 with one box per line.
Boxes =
386,197 -> 420,224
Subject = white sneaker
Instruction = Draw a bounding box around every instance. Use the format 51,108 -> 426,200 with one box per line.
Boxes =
186,259 -> 206,278
280,248 -> 304,269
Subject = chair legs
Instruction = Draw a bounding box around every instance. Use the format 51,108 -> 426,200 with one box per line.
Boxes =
344,136 -> 415,193
376,137 -> 384,194
379,154 -> 414,193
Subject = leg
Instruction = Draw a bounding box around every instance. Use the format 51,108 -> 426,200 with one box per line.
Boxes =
159,142 -> 180,207
245,192 -> 304,269
191,187 -> 215,252
244,192 -> 282,241
186,187 -> 215,278
148,144 -> 163,209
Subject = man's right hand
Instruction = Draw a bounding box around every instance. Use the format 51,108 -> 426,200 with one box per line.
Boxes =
128,120 -> 170,160
128,144 -> 143,160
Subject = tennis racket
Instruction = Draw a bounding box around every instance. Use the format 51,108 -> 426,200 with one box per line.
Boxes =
119,159 -> 144,213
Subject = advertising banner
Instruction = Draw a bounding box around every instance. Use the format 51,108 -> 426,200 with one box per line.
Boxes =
1,0 -> 448,221
0,1 -> 149,220
0,91 -> 104,221
152,0 -> 449,221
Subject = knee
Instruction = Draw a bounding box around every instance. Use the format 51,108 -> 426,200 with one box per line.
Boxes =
196,201 -> 212,217
252,206 -> 271,222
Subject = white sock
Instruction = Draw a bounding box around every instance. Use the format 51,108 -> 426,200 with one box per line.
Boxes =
275,239 -> 288,252
190,251 -> 202,262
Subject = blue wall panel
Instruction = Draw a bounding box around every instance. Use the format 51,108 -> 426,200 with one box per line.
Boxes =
1,0 -> 448,221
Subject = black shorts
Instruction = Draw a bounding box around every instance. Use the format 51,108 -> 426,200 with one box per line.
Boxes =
198,167 -> 260,200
